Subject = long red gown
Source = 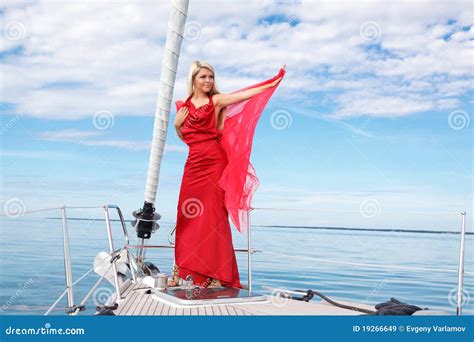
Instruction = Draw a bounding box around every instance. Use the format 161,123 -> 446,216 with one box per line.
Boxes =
174,68 -> 286,288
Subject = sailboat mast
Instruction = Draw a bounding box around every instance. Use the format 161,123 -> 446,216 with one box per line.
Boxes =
133,0 -> 190,243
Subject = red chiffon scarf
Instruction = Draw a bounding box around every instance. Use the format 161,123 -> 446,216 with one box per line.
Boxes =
218,67 -> 286,233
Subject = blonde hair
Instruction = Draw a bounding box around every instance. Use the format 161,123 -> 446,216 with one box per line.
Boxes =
187,60 -> 220,96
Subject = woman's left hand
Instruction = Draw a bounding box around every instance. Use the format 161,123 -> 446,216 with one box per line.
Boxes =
268,65 -> 286,87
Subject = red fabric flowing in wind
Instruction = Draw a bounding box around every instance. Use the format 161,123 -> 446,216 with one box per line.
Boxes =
173,68 -> 285,288
218,67 -> 286,233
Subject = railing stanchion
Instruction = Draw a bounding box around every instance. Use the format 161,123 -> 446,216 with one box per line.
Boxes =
247,209 -> 253,294
113,206 -> 138,281
60,206 -> 74,314
104,205 -> 122,301
456,211 -> 467,316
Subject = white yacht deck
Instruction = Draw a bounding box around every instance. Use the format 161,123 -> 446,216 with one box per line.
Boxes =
113,280 -> 376,316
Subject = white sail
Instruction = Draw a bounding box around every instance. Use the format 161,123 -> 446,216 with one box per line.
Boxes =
145,0 -> 189,204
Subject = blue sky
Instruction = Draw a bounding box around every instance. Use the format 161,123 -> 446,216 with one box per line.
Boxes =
1,0 -> 472,232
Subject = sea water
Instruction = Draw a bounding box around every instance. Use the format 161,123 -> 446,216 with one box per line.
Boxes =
0,216 -> 472,315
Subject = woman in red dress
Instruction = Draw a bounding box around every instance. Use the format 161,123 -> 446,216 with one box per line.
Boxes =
171,61 -> 285,288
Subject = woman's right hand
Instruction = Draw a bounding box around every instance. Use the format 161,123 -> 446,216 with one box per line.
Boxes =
174,106 -> 189,128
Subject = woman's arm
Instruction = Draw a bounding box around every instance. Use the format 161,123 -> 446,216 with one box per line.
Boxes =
215,77 -> 282,107
214,66 -> 285,107
175,126 -> 185,142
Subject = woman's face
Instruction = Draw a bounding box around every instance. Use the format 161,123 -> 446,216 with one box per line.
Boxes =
193,68 -> 214,93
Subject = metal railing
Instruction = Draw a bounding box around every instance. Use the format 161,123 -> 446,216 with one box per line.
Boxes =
48,204 -> 257,314
45,205 -> 139,315
250,207 -> 470,316
116,206 -> 470,314
0,205 -> 129,315
1,204 -> 469,315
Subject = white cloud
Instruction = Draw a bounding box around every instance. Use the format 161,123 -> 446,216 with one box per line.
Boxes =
331,92 -> 434,118
36,129 -> 187,152
37,129 -> 102,140
0,0 -> 472,121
